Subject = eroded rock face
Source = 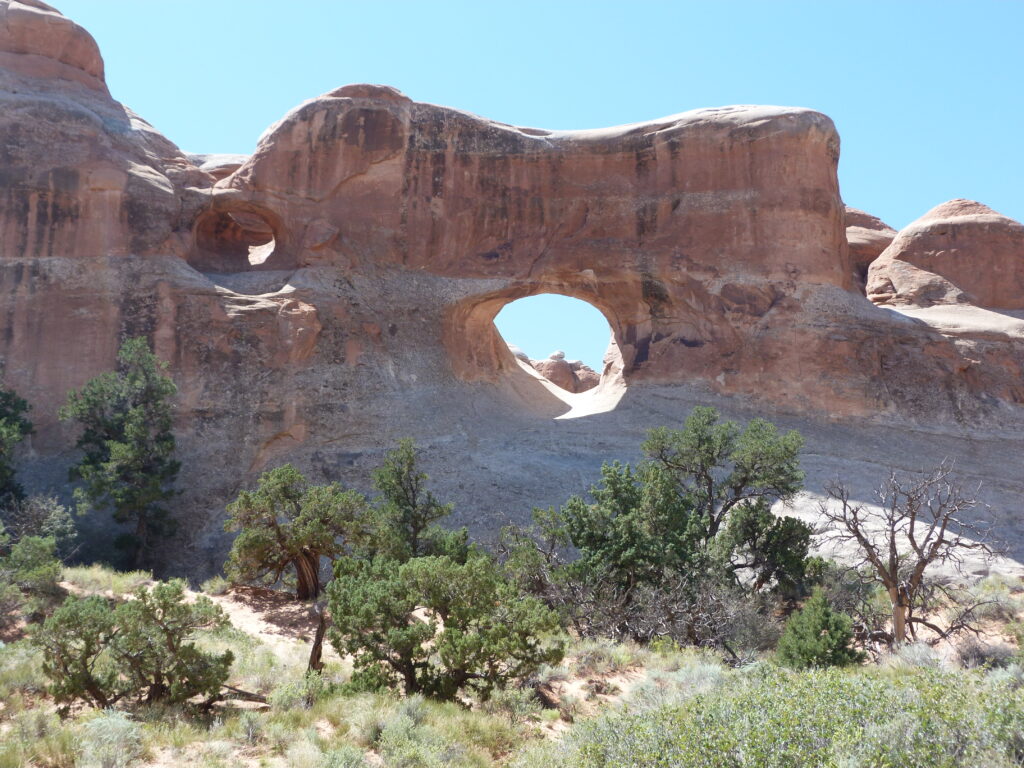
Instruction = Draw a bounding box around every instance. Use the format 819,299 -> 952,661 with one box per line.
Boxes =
2,2 -> 1024,574
867,200 -> 1024,309
845,206 -> 896,288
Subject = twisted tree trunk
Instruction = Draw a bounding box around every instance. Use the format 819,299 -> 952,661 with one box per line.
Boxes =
307,601 -> 328,674
295,549 -> 321,600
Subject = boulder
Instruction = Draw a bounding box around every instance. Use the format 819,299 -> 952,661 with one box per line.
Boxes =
528,354 -> 600,393
0,0 -> 105,91
867,200 -> 1024,309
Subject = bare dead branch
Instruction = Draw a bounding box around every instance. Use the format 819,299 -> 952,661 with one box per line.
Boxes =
817,461 -> 1000,646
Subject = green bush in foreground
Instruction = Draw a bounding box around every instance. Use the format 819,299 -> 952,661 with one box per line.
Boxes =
328,554 -> 564,700
0,529 -> 62,627
32,579 -> 232,708
518,664 -> 1024,768
776,588 -> 864,669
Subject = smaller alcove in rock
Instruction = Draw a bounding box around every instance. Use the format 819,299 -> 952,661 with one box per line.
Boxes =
188,207 -> 286,274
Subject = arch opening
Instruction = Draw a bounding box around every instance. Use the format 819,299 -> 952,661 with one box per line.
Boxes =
442,282 -> 638,418
188,206 -> 282,273
495,294 -> 615,394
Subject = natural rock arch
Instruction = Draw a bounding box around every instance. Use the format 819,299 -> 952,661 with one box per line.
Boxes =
188,202 -> 293,273
443,277 -> 644,384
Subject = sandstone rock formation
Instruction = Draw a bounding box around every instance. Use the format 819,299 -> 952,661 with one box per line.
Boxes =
525,351 -> 601,394
845,207 -> 896,287
867,200 -> 1024,309
1,1 -> 1023,574
187,153 -> 250,181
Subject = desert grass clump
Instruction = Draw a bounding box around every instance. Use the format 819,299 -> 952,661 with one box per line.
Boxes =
233,710 -> 264,745
200,575 -> 231,596
629,656 -> 727,710
429,701 -> 520,759
957,638 -> 1016,669
79,710 -> 144,768
480,685 -> 543,723
0,708 -> 79,768
377,710 -> 457,768
321,745 -> 370,767
285,739 -> 325,768
0,640 -> 46,702
221,639 -> 300,695
557,692 -> 583,723
882,641 -> 944,670
61,564 -> 152,596
569,637 -> 644,677
269,670 -> 330,710
135,704 -> 205,752
969,574 -> 1024,622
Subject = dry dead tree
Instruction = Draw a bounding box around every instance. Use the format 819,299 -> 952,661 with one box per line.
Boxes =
819,462 -> 1001,646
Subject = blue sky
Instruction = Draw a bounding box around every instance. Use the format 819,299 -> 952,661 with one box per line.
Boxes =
57,0 -> 1023,369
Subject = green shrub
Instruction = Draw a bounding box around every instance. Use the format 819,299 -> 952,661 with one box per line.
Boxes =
269,670 -> 330,710
328,553 -> 564,700
224,464 -> 371,600
0,386 -> 32,505
321,745 -> 370,767
4,535 -> 61,595
777,589 -> 864,669
0,533 -> 62,625
32,579 -> 232,707
0,580 -> 20,630
503,407 -> 810,646
60,337 -> 180,569
0,494 -> 77,558
517,665 -> 1024,768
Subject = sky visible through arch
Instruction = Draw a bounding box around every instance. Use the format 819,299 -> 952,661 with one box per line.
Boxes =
495,295 -> 612,371
54,0 -> 1024,367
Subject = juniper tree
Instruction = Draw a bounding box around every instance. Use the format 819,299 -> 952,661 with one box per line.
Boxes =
60,338 -> 179,568
328,553 -> 564,699
502,407 -> 811,646
32,580 -> 232,708
777,588 -> 864,669
0,387 -> 32,505
370,438 -> 468,562
224,464 -> 371,600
